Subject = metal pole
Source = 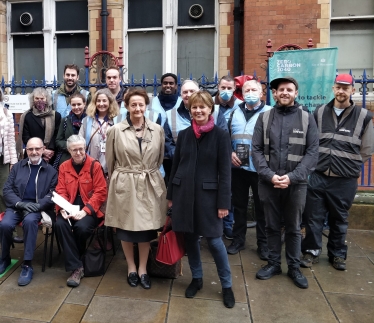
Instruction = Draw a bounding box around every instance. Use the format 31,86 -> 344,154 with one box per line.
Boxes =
101,0 -> 109,51
233,0 -> 241,76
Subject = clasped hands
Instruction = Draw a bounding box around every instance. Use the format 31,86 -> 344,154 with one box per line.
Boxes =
60,209 -> 87,221
42,149 -> 54,162
271,174 -> 291,189
16,201 -> 41,213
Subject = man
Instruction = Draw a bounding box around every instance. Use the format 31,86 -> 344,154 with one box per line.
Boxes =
151,73 -> 182,113
214,75 -> 243,239
0,137 -> 57,286
164,80 -> 228,159
105,66 -> 127,114
301,74 -> 374,271
252,77 -> 319,289
52,64 -> 90,118
226,80 -> 271,259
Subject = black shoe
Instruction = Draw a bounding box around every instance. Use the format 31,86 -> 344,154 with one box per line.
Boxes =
0,257 -> 11,275
222,287 -> 235,308
300,253 -> 319,268
226,241 -> 245,255
329,256 -> 346,271
139,274 -> 151,289
287,268 -> 308,289
13,236 -> 24,243
256,247 -> 269,261
185,278 -> 203,298
127,272 -> 139,287
223,227 -> 233,240
256,263 -> 282,280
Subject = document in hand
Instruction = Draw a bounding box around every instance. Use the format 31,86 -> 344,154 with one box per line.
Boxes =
52,191 -> 80,215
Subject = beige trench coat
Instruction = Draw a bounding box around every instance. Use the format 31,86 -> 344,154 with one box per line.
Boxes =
104,117 -> 167,231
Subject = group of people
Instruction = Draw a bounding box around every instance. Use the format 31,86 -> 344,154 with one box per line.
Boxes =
0,65 -> 372,309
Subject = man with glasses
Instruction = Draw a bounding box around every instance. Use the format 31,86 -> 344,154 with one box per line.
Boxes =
0,137 -> 57,286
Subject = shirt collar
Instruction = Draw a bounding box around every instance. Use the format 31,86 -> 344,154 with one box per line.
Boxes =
28,158 -> 42,165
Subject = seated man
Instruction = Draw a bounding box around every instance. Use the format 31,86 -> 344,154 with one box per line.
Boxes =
54,134 -> 107,287
0,137 -> 57,286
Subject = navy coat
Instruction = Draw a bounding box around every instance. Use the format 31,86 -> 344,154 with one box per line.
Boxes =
3,158 -> 58,217
166,125 -> 231,237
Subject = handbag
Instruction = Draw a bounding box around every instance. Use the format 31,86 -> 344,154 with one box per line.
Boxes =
156,216 -> 185,265
147,240 -> 182,279
82,230 -> 105,277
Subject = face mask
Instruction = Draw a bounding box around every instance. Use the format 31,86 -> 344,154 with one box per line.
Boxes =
219,90 -> 233,101
244,93 -> 260,105
35,100 -> 47,111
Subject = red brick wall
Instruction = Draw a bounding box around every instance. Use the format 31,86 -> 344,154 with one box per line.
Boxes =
95,9 -> 115,52
243,0 -> 321,79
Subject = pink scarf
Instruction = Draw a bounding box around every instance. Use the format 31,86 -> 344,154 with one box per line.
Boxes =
192,115 -> 214,139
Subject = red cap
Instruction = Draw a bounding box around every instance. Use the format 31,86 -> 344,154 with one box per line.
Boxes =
335,74 -> 354,86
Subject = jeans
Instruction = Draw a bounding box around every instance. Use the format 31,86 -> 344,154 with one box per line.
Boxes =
185,233 -> 232,288
223,205 -> 234,229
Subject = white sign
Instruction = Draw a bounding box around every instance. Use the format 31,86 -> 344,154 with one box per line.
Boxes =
3,95 -> 30,113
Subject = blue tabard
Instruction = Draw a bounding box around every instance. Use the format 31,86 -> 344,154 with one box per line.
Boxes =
151,96 -> 181,127
52,89 -> 89,118
213,96 -> 243,122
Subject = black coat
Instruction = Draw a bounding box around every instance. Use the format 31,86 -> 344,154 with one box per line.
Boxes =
55,117 -> 77,165
166,125 -> 231,237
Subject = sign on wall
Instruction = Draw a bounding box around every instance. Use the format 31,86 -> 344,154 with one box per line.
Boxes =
3,95 -> 30,113
269,48 -> 338,111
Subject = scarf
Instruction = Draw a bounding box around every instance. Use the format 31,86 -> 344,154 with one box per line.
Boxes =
192,115 -> 214,139
16,104 -> 55,160
69,111 -> 86,134
158,92 -> 179,111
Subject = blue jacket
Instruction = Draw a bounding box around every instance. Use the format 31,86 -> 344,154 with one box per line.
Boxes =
3,158 -> 58,216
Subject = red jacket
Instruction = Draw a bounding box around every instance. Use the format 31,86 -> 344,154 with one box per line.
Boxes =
55,155 -> 107,218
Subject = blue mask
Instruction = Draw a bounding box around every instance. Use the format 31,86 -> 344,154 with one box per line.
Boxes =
219,90 -> 233,101
244,93 -> 260,105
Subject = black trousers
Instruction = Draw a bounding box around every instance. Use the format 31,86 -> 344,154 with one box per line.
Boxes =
301,172 -> 357,259
231,168 -> 266,247
258,181 -> 307,268
55,213 -> 98,272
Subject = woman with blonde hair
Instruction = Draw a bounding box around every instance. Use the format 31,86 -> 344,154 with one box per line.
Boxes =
79,88 -> 119,173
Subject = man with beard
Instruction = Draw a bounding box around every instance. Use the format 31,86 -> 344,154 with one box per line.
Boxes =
105,66 -> 127,114
252,77 -> 319,289
0,137 -> 57,286
52,64 -> 90,118
151,73 -> 182,113
301,74 -> 374,271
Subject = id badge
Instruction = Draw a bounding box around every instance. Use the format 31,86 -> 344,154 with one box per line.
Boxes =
236,143 -> 250,167
100,141 -> 106,153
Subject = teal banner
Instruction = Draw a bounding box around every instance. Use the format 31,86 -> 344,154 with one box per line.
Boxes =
269,47 -> 338,111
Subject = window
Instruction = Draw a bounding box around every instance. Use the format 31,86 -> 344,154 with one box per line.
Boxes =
8,0 -> 89,83
124,0 -> 217,81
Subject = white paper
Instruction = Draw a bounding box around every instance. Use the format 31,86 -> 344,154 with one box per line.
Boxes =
52,191 -> 80,215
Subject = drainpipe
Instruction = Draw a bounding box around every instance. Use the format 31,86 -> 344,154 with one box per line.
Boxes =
101,0 -> 109,51
233,0 -> 242,76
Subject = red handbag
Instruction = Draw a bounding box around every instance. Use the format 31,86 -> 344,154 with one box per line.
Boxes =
156,216 -> 185,265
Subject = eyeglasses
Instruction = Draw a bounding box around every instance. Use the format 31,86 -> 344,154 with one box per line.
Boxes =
26,147 -> 43,152
69,148 -> 85,154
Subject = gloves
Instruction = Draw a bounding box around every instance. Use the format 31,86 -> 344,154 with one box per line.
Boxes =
16,202 -> 31,210
25,203 -> 41,213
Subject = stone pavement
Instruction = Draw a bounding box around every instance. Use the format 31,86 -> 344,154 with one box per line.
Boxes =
0,228 -> 373,323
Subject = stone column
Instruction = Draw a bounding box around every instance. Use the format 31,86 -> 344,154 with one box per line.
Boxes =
317,0 -> 330,48
0,1 -> 7,79
218,0 -> 234,77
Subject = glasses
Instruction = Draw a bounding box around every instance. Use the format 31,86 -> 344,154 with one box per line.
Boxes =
26,147 -> 43,152
69,148 -> 85,154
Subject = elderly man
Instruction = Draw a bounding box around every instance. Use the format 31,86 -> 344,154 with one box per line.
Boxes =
252,77 -> 319,289
0,137 -> 57,286
55,134 -> 107,287
301,74 -> 374,271
52,64 -> 90,118
226,79 -> 272,257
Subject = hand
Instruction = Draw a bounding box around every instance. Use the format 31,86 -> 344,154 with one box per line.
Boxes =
9,164 -> 14,171
71,210 -> 87,220
16,202 -> 30,210
231,152 -> 241,167
167,200 -> 173,208
43,149 -> 54,159
43,156 -> 51,163
24,203 -> 41,213
218,209 -> 229,218
60,209 -> 70,219
271,175 -> 290,189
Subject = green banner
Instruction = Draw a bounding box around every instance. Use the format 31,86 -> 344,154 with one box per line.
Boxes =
269,48 -> 338,111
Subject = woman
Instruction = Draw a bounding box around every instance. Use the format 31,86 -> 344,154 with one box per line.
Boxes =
105,88 -> 167,290
79,88 -> 119,173
54,134 -> 107,287
167,91 -> 235,308
17,87 -> 61,163
0,88 -> 17,212
54,93 -> 87,167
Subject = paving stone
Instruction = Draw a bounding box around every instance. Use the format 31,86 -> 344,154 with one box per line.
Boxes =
244,272 -> 336,323
0,317 -> 45,323
347,230 -> 374,259
81,296 -> 167,323
0,265 -> 70,322
95,256 -> 171,302
52,303 -> 86,323
172,260 -> 247,303
312,256 -> 374,296
65,276 -> 102,305
167,296 -> 250,323
325,292 -> 374,323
